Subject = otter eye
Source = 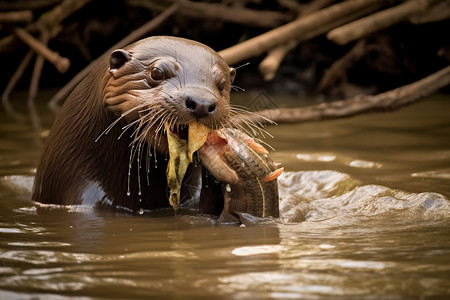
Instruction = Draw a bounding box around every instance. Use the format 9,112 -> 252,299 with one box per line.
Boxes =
217,81 -> 226,92
150,67 -> 165,81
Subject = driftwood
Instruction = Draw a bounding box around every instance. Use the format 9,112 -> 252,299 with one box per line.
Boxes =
258,0 -> 336,81
0,0 -> 92,55
48,3 -> 180,111
1,50 -> 34,119
2,0 -> 448,129
129,0 -> 292,28
258,41 -> 297,81
219,0 -> 385,66
237,65 -> 450,126
27,32 -> 50,132
13,27 -> 70,73
410,0 -> 450,24
328,0 -> 441,45
316,39 -> 367,95
0,0 -> 61,11
0,10 -> 33,23
1,0 -> 91,115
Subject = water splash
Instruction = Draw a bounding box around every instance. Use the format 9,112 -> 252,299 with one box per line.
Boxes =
278,171 -> 450,223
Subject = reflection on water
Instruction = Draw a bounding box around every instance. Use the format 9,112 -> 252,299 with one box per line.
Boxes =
0,94 -> 449,299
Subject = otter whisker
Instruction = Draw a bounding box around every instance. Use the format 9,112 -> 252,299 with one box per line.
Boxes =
231,85 -> 245,92
155,115 -> 169,138
235,62 -> 250,70
95,104 -> 146,142
137,107 -> 152,114
227,112 -> 259,135
235,116 -> 274,139
255,137 -> 275,151
122,118 -> 141,132
159,90 -> 174,100
229,107 -> 275,138
119,119 -> 140,140
130,119 -> 156,147
227,118 -> 259,139
230,106 -> 276,125
227,109 -> 275,140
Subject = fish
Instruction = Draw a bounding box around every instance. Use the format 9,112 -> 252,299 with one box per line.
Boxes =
198,128 -> 283,223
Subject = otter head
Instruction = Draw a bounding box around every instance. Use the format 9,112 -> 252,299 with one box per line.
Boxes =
103,36 -> 236,154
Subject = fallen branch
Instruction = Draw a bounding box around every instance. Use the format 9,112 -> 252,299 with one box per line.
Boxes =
316,39 -> 367,94
219,0 -> 386,66
129,0 -> 291,28
1,50 -> 35,120
27,32 -> 49,132
258,0 -> 336,81
0,0 -> 92,55
13,27 -> 70,73
0,10 -> 33,23
258,40 -> 297,81
0,0 -> 61,11
238,65 -> 450,126
48,3 -> 180,111
328,0 -> 441,45
409,0 -> 450,24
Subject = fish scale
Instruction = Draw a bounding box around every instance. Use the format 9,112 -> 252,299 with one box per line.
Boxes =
218,129 -> 280,219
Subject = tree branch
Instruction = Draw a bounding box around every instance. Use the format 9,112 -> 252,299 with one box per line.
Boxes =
0,10 -> 33,23
13,27 -> 70,73
0,0 -> 92,55
258,0 -> 336,81
237,65 -> 450,126
128,0 -> 291,28
218,0 -> 386,66
327,0 -> 441,45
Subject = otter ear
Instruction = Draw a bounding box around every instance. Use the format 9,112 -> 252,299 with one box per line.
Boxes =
230,67 -> 236,84
110,49 -> 131,73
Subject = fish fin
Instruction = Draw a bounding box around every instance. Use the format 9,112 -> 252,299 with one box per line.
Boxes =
263,167 -> 284,182
246,139 -> 268,154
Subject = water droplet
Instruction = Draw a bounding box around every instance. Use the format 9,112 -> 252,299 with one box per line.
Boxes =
138,208 -> 144,215
127,191 -> 130,196
226,184 -> 231,192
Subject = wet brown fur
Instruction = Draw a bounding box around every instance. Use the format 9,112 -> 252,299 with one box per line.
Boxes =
32,36 -> 235,211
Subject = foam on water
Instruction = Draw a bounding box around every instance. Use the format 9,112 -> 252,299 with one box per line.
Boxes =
2,172 -> 449,225
278,171 -> 450,223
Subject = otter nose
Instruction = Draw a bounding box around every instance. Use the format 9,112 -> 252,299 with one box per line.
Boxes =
186,97 -> 216,118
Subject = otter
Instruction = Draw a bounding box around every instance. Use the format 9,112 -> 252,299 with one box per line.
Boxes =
32,36 -> 236,213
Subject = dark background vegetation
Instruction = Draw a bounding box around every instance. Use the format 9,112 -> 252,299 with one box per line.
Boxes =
1,0 -> 449,103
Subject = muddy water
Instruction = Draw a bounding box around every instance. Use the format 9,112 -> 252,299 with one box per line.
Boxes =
0,92 -> 449,299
